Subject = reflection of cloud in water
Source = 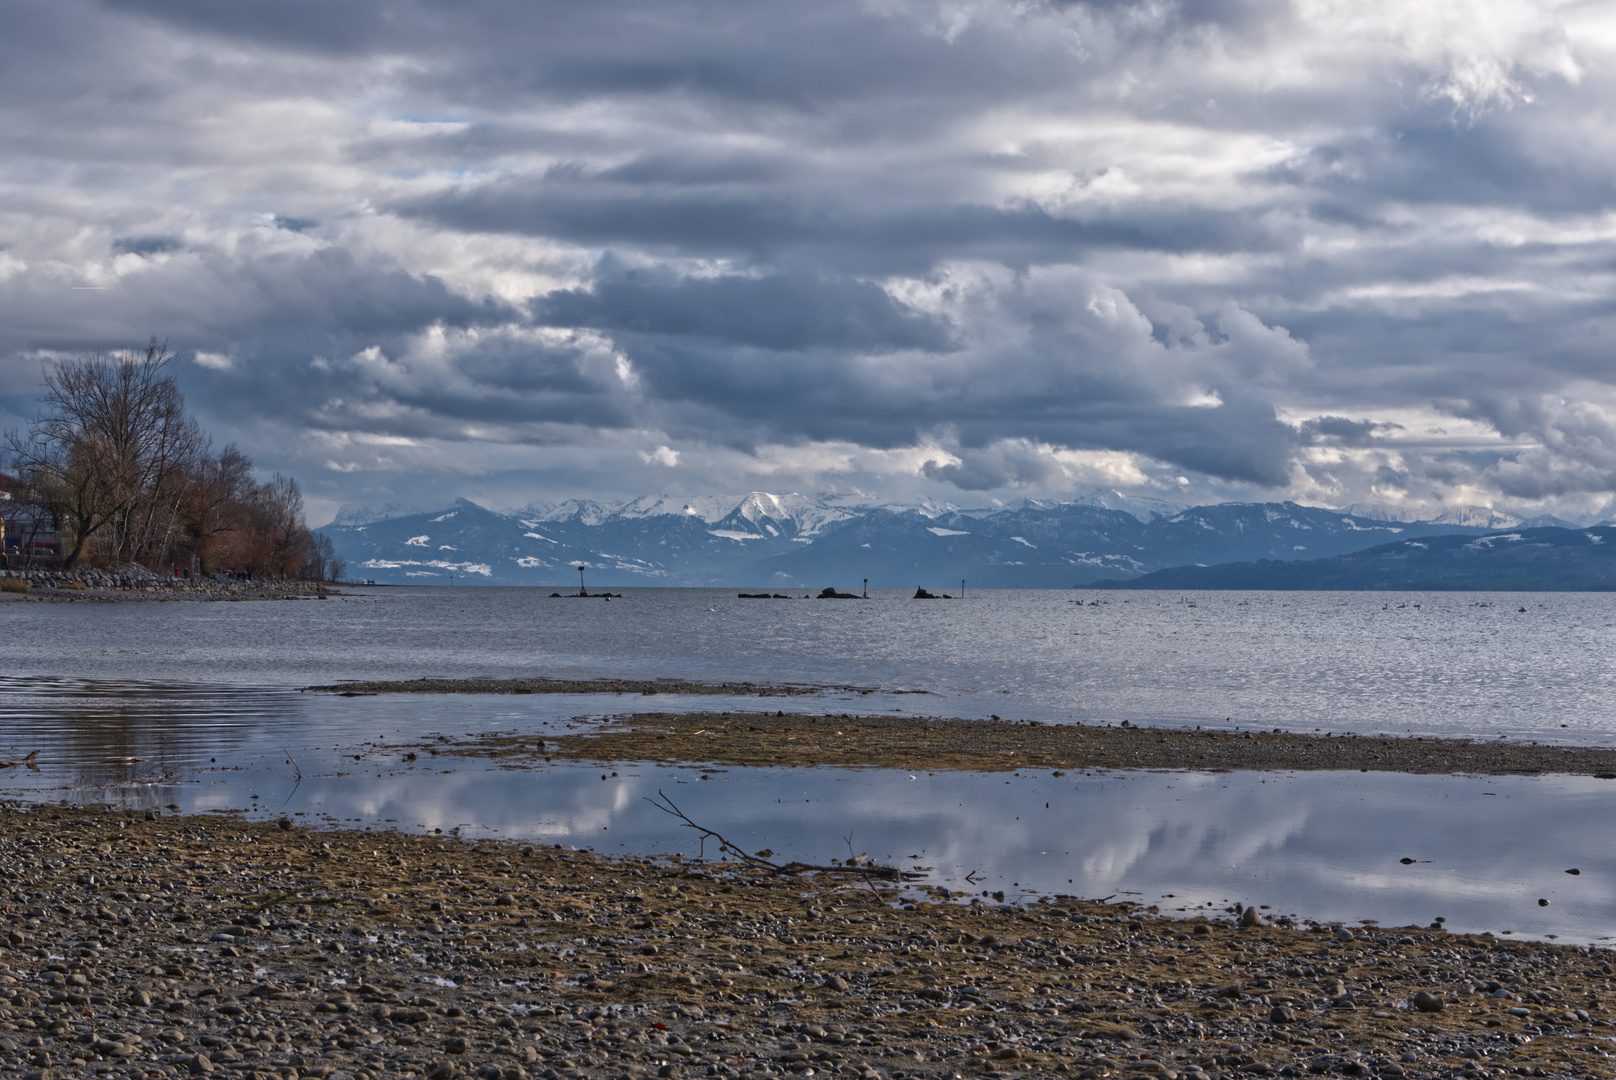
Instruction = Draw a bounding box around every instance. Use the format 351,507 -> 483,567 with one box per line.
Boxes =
289,769 -> 659,842
6,674 -> 1616,943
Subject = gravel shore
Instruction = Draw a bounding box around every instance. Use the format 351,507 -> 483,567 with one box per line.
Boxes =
2,803 -> 1613,1080
412,712 -> 1616,778
0,576 -> 327,604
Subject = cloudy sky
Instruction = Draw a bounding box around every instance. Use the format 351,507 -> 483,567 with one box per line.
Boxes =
3,0 -> 1614,524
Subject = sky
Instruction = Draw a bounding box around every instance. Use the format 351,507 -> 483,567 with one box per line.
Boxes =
2,0 -> 1615,525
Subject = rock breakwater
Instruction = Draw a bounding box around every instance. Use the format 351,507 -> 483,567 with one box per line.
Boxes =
0,567 -> 327,602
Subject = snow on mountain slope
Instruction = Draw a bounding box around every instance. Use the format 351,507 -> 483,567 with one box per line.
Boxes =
327,493 -> 1495,587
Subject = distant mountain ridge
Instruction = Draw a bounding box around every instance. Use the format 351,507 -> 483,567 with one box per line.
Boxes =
1088,527 -> 1616,591
326,490 -> 1497,588
1340,503 -> 1581,530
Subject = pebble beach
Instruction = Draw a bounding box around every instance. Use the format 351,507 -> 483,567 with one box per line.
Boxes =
3,803 -> 1615,1080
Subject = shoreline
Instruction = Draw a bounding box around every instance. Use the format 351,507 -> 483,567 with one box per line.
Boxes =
306,677 -> 881,698
1,803 -> 1612,1080
1,568 -> 330,603
410,711 -> 1616,777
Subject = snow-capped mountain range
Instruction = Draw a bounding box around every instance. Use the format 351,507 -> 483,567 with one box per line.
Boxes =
325,489 -> 1508,588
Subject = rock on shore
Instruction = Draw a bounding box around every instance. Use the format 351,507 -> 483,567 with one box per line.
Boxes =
1,803 -> 1613,1079
0,566 -> 328,603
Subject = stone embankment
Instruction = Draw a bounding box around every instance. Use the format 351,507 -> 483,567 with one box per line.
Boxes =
1,803 -> 1614,1080
0,566 -> 327,602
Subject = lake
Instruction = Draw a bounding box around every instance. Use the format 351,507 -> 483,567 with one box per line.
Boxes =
2,586 -> 1614,942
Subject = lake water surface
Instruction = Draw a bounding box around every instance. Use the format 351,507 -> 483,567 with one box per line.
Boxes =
2,587 -> 1614,942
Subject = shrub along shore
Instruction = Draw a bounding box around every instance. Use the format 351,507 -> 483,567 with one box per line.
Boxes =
1,803 -> 1614,1080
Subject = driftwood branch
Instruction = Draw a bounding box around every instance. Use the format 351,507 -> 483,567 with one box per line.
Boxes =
646,790 -> 920,881
0,751 -> 40,770
844,831 -> 885,899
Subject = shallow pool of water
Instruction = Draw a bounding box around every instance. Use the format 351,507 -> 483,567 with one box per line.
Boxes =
1,678 -> 1608,944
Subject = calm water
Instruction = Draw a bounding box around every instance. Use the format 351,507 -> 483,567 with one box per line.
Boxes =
3,586 -> 1615,740
3,587 -> 1616,942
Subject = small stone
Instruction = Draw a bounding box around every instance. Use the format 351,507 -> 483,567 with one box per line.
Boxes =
1241,907 -> 1262,928
823,975 -> 849,991
444,1036 -> 469,1054
495,894 -> 517,906
1269,1005 -> 1294,1024
1335,927 -> 1354,942
1567,868 -> 1581,875
426,1064 -> 457,1080
276,818 -> 293,830
1411,991 -> 1444,1013
1538,898 -> 1550,906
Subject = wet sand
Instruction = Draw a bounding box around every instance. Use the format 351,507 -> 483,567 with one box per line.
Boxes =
2,803 -> 1613,1080
412,711 -> 1616,777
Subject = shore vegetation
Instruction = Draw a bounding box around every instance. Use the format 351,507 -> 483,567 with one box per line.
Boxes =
2,338 -> 341,580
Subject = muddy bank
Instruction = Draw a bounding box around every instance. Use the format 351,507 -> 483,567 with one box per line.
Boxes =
307,677 -> 873,698
1,803 -> 1613,1080
435,712 -> 1616,777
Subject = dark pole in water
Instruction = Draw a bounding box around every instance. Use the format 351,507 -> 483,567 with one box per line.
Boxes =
961,579 -> 965,598
577,565 -> 587,597
863,578 -> 868,598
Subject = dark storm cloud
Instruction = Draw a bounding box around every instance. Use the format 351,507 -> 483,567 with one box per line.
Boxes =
535,267 -> 952,353
1299,416 -> 1402,447
400,173 -> 1279,275
3,0 -> 1614,516
1267,120 -> 1616,217
112,236 -> 183,256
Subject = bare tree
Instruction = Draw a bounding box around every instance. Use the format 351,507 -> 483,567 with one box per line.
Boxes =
4,338 -> 327,578
181,444 -> 256,573
257,473 -> 314,577
4,339 -> 202,569
303,531 -> 345,583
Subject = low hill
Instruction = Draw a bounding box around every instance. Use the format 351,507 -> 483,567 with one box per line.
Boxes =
1088,527 -> 1616,591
